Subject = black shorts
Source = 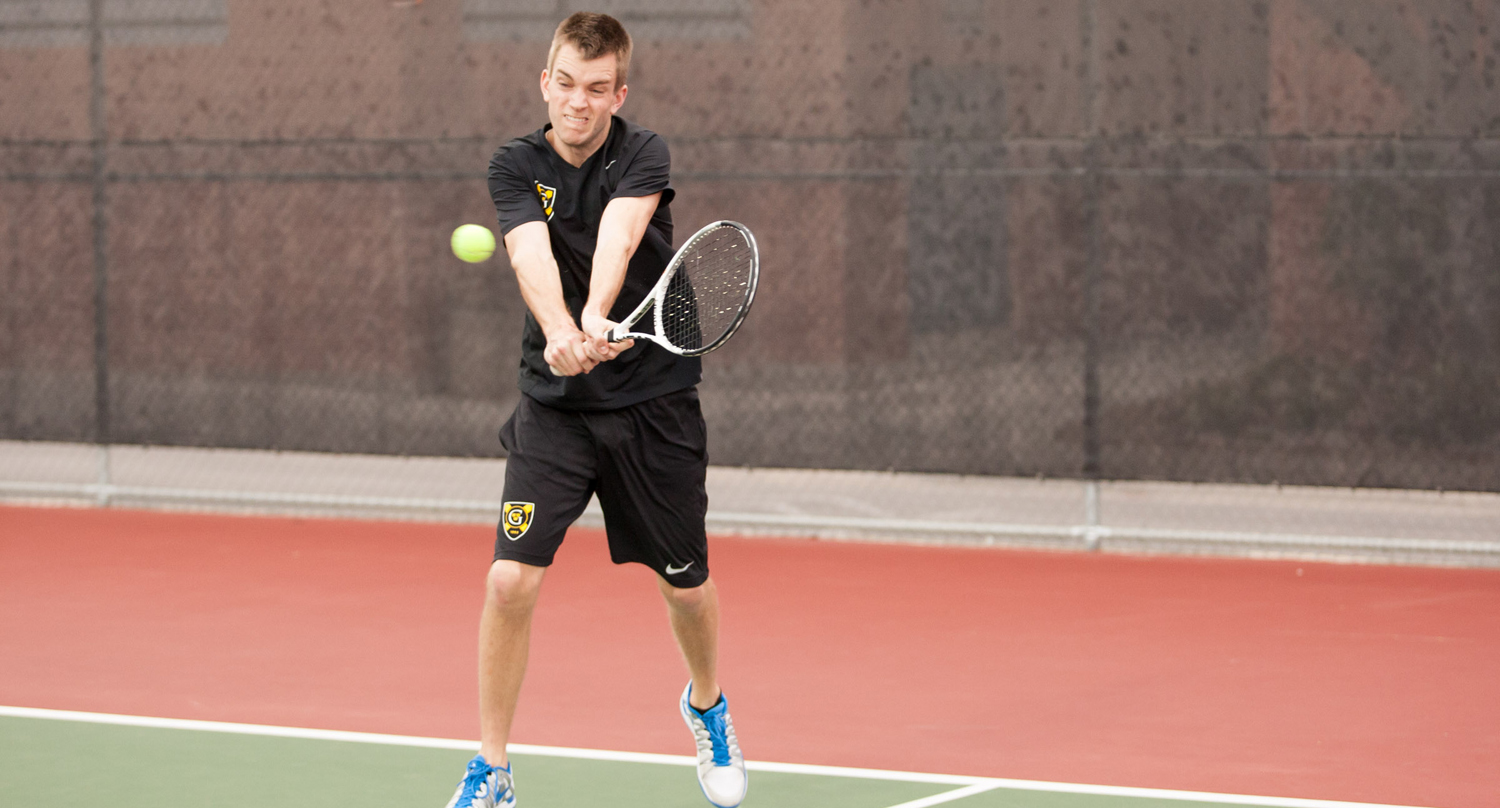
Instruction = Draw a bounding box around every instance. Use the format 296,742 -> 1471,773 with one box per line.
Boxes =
495,386 -> 710,588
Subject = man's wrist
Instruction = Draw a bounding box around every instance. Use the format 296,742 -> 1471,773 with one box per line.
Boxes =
540,319 -> 582,343
579,309 -> 614,336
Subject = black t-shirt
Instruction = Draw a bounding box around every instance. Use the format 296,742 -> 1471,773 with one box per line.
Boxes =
488,116 -> 701,410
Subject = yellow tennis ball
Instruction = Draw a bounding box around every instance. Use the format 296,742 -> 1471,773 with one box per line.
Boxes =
451,224 -> 495,263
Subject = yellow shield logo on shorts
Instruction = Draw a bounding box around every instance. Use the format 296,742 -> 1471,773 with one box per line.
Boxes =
502,502 -> 535,540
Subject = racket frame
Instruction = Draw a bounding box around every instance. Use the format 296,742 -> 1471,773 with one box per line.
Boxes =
607,219 -> 759,357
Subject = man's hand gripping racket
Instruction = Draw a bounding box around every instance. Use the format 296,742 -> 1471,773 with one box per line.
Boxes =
606,220 -> 759,356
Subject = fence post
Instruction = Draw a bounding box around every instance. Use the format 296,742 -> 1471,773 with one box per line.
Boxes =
1084,479 -> 1102,550
1080,0 -> 1103,546
89,0 -> 113,504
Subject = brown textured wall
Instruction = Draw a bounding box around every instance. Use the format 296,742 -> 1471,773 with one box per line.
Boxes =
2,0 -> 1498,487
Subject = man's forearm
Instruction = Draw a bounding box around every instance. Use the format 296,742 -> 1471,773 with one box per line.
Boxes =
582,238 -> 632,322
508,236 -> 578,339
583,193 -> 660,328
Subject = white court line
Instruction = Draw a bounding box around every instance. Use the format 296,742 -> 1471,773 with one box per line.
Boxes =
0,706 -> 1431,808
883,782 -> 1005,808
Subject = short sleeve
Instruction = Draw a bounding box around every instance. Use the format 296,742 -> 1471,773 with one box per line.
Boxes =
611,133 -> 675,207
488,142 -> 547,236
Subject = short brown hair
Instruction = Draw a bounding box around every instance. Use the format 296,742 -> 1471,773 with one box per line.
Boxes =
547,12 -> 633,88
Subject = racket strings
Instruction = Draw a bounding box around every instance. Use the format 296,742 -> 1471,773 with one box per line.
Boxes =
659,226 -> 754,352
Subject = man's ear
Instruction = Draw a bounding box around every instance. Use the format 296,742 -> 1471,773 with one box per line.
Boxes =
612,83 -> 628,114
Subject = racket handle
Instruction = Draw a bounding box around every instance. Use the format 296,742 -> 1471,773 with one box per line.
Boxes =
606,327 -> 621,343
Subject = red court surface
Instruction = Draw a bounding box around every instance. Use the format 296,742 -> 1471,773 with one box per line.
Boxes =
2,504 -> 1497,807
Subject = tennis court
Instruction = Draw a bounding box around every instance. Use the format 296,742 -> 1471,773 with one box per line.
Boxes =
4,504 -> 1496,808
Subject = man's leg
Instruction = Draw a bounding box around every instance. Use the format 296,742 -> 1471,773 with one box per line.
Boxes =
479,559 -> 547,766
659,575 -> 721,710
663,574 -> 746,807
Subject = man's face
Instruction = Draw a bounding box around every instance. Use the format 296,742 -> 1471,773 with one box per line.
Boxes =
541,43 -> 627,155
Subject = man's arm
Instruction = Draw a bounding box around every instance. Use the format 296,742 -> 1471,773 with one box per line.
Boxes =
503,221 -> 597,377
579,192 -> 662,359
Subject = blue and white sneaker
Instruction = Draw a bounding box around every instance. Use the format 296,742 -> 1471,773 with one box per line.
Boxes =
680,682 -> 747,808
443,754 -> 515,808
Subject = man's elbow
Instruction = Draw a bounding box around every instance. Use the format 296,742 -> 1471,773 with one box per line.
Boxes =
507,244 -> 544,274
597,236 -> 637,268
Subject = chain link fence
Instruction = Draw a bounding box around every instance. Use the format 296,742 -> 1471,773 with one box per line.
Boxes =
3,1 -> 1499,558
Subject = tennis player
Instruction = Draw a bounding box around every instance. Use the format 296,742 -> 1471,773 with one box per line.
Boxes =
443,12 -> 746,808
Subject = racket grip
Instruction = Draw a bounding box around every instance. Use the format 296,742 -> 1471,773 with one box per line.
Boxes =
606,327 -> 621,343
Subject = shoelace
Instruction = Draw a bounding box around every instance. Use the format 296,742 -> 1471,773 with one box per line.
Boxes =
701,708 -> 735,767
458,757 -> 508,805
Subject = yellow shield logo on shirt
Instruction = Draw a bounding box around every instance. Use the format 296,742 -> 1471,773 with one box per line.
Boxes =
502,502 -> 535,540
534,182 -> 556,221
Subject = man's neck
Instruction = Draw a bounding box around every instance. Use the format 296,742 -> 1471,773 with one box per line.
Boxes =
545,117 -> 612,168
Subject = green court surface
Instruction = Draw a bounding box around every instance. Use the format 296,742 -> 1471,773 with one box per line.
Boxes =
0,711 -> 1397,808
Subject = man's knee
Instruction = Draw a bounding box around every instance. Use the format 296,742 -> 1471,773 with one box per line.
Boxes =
660,576 -> 714,613
485,560 -> 545,612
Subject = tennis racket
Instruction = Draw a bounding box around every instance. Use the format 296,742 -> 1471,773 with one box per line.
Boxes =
607,220 -> 759,356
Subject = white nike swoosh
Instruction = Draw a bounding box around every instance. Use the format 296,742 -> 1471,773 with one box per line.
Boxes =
664,561 -> 694,575
605,160 -> 616,169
